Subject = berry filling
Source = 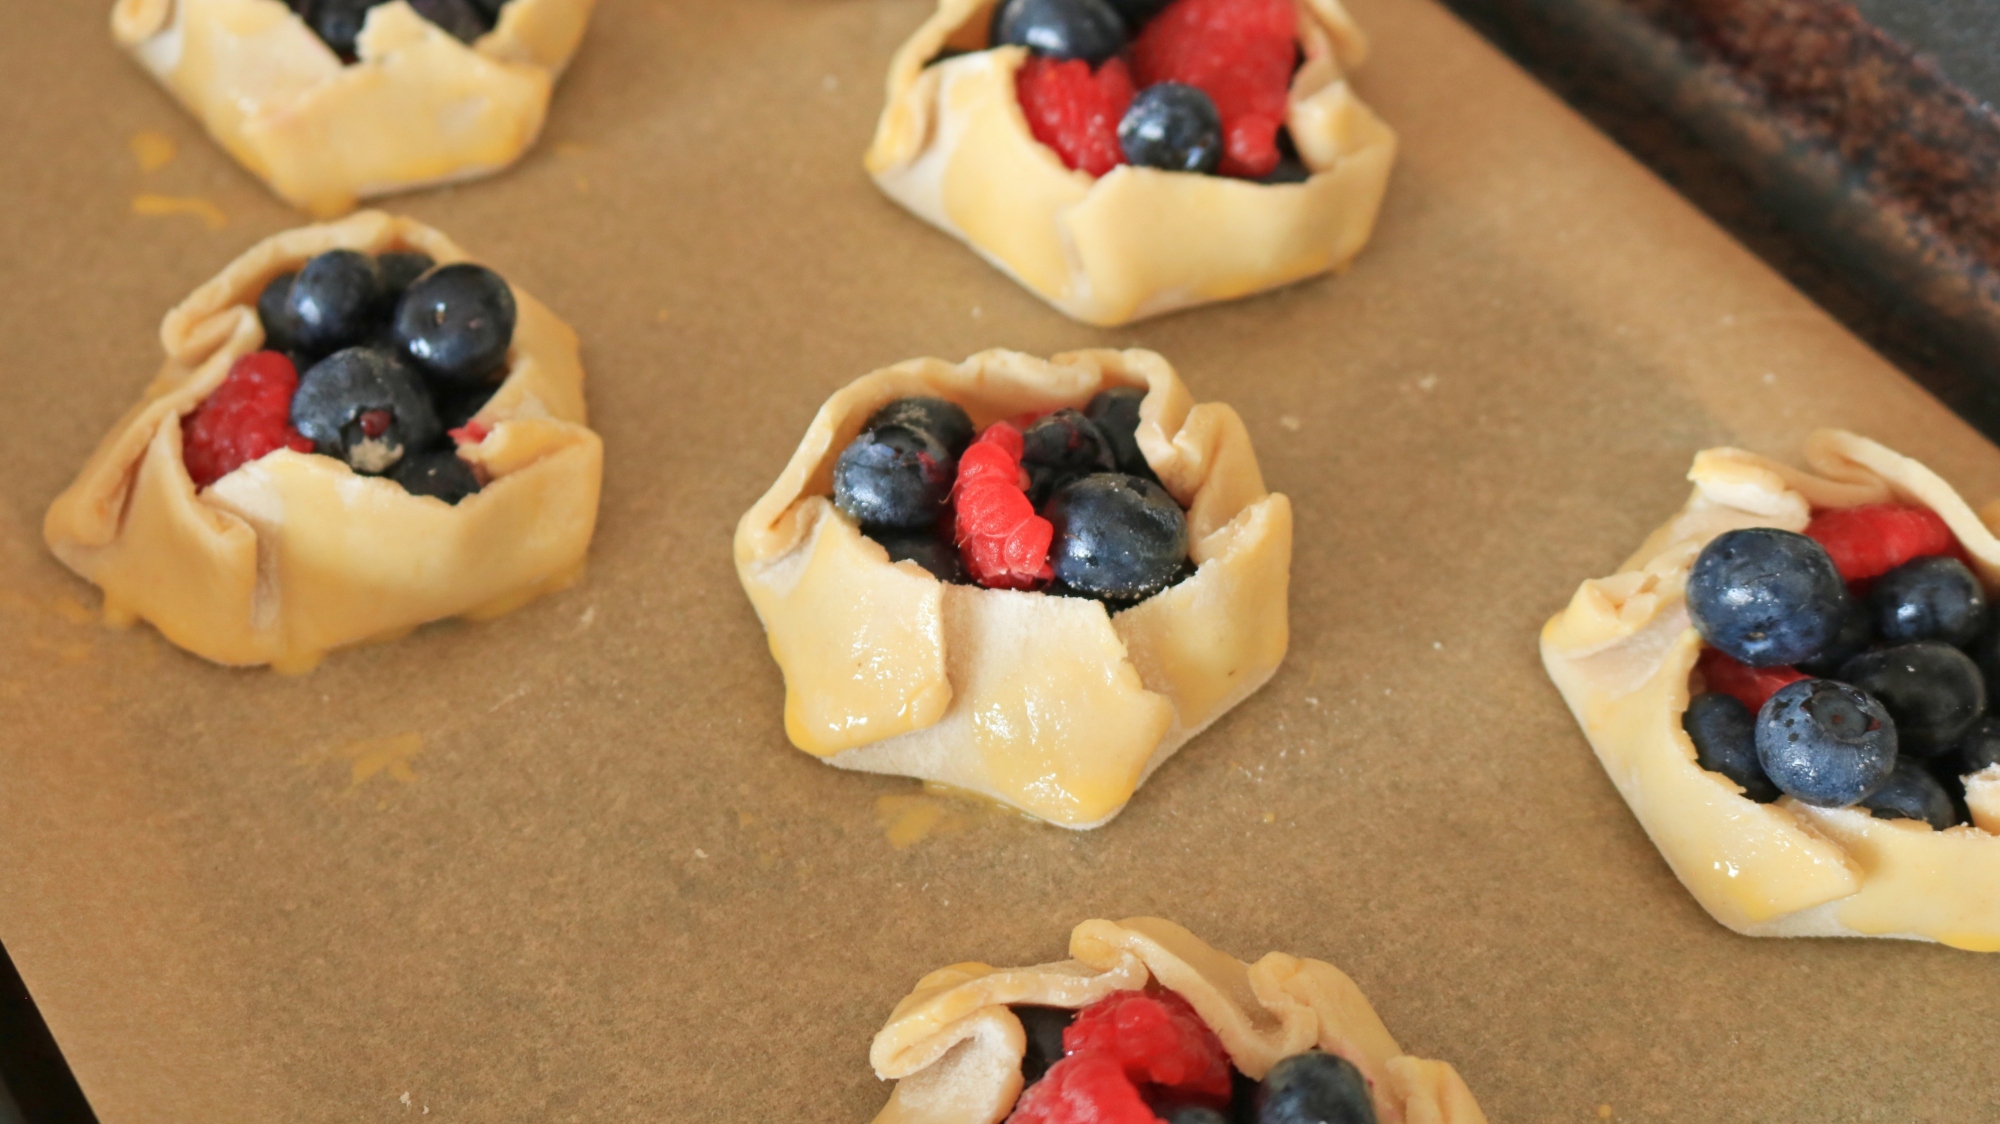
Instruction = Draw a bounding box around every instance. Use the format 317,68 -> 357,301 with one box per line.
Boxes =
1019,56 -> 1137,178
1683,506 -> 1999,827
978,0 -> 1308,182
1004,991 -> 1377,1124
829,392 -> 1195,607
956,423 -> 1058,590
180,247 -> 512,505
180,351 -> 314,488
284,0 -> 512,62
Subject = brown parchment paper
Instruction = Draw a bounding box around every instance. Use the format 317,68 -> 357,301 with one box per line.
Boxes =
1,2 -> 1997,1123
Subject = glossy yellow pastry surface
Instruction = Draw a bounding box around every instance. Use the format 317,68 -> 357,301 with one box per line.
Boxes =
110,0 -> 592,215
43,211 -> 603,671
866,0 -> 1397,327
867,918 -> 1488,1124
734,349 -> 1291,828
1541,430 -> 2000,949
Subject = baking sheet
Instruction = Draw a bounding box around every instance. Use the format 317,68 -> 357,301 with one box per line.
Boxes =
2,0 -> 1998,1121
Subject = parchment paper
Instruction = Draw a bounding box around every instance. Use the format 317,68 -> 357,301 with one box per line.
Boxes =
1,0 -> 1996,1121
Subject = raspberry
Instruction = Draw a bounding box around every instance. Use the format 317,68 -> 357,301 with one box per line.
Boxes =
1063,990 -> 1232,1105
955,423 -> 1055,590
1131,0 -> 1296,178
1007,1052 -> 1159,1124
1804,504 -> 1963,586
1696,647 -> 1806,715
180,350 -> 313,488
1017,56 -> 1136,177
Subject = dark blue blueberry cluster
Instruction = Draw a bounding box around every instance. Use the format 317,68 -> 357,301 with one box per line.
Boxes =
833,389 -> 1194,607
285,0 -> 510,61
1683,526 -> 1999,827
258,247 -> 517,504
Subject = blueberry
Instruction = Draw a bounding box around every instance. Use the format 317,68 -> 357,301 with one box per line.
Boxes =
375,251 -> 436,302
291,348 -> 442,475
1869,555 -> 1988,647
833,426 -> 955,530
1837,642 -> 1986,757
1255,1050 -> 1376,1124
434,382 -> 500,431
1682,693 -> 1781,802
871,527 -> 966,584
1970,619 -> 2000,696
1755,679 -> 1897,808
390,449 -> 482,504
865,397 -> 974,458
304,0 -> 390,58
286,249 -> 383,356
406,0 -> 490,41
1859,760 -> 1957,829
1258,130 -> 1313,185
1160,1107 -> 1229,1124
256,271 -> 302,354
1119,83 -> 1225,174
1928,760 -> 1974,827
1024,409 -> 1117,474
1796,595 -> 1873,677
989,0 -> 1127,64
1023,408 -> 1117,504
1953,714 -> 2000,776
1686,528 -> 1850,667
1012,1006 -> 1075,1087
1083,387 -> 1156,480
1046,473 -> 1189,601
393,263 -> 517,388
1105,0 -> 1173,26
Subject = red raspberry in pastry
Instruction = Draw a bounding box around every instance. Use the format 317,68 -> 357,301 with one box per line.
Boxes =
1803,502 -> 1962,585
955,423 -> 1056,589
1130,0 -> 1297,178
1063,989 -> 1232,1105
1008,1051 -> 1159,1124
1018,55 -> 1138,176
1696,647 -> 1806,715
180,350 -> 313,488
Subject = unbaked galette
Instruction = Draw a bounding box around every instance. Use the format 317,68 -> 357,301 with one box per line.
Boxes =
867,917 -> 1486,1123
110,0 -> 594,215
734,349 -> 1290,828
44,210 -> 602,672
1542,431 -> 2000,950
866,0 -> 1397,327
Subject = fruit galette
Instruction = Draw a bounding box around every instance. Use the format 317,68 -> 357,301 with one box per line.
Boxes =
1542,431 -> 2000,950
866,917 -> 1486,1124
110,0 -> 594,215
866,0 -> 1397,326
44,211 -> 602,671
734,349 -> 1290,828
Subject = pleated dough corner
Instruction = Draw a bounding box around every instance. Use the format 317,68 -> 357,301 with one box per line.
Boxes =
44,210 -> 603,672
734,349 -> 1290,829
866,918 -> 1487,1124
865,0 -> 1397,327
1541,430 -> 2000,951
111,0 -> 594,216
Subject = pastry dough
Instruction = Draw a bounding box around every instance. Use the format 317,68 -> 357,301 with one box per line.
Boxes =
868,917 -> 1487,1124
1541,430 -> 2000,950
734,349 -> 1290,829
44,210 -> 603,672
110,0 -> 594,216
866,0 -> 1398,327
